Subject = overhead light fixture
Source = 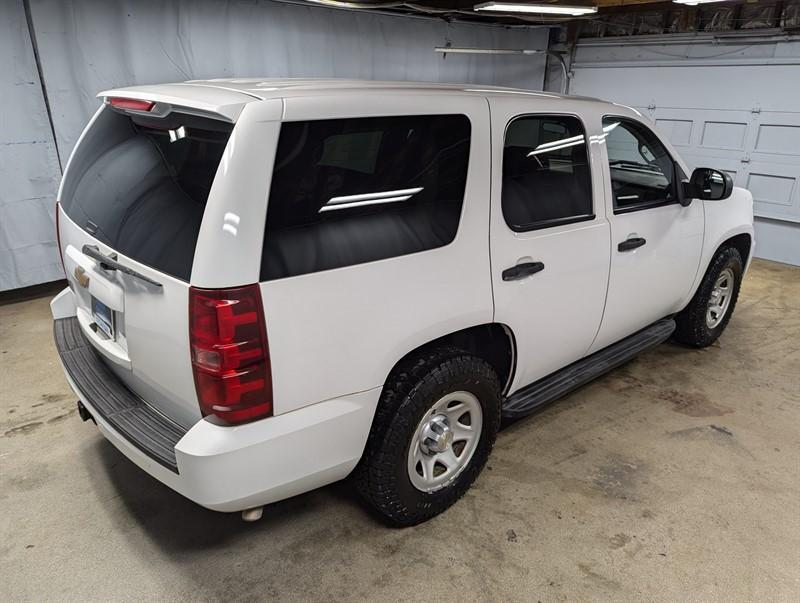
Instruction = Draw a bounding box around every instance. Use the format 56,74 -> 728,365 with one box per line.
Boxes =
672,0 -> 726,5
473,3 -> 598,15
303,0 -> 366,7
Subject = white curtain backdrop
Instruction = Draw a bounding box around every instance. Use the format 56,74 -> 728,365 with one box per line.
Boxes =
0,0 -> 62,290
1,0 -> 548,290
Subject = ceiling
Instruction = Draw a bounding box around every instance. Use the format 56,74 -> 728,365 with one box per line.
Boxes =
299,1 -> 794,31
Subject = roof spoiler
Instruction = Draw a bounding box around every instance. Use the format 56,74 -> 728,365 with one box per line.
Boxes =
97,83 -> 262,122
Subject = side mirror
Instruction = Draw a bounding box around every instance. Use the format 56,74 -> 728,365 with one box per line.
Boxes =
685,167 -> 733,201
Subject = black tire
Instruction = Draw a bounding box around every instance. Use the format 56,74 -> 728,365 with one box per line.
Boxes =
354,347 -> 501,527
674,246 -> 744,348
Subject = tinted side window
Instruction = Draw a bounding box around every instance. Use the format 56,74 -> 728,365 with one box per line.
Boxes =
502,115 -> 593,232
261,114 -> 471,280
603,117 -> 677,212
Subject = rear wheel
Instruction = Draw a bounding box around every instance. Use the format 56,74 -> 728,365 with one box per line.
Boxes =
355,348 -> 501,526
674,246 -> 743,348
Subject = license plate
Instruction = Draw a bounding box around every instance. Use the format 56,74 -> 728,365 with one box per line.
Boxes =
91,297 -> 115,340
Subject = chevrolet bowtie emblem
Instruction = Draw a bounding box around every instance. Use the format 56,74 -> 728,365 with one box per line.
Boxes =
74,266 -> 90,289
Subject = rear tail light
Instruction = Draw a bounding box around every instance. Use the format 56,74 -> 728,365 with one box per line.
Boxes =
108,97 -> 155,112
189,285 -> 273,425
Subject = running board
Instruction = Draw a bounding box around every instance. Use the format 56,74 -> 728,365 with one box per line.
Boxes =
502,318 -> 676,419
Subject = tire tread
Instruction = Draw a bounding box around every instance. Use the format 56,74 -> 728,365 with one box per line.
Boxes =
354,347 -> 501,526
674,246 -> 743,348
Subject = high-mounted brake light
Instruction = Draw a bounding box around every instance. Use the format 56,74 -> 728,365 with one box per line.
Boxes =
108,97 -> 155,112
189,285 -> 273,425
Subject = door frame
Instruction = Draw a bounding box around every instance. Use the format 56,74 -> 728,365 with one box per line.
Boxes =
487,96 -> 613,394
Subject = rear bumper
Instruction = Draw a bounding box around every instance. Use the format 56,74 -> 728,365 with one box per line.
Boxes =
55,316 -> 185,471
52,309 -> 380,513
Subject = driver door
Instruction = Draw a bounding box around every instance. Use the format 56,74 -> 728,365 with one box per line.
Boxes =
589,116 -> 704,353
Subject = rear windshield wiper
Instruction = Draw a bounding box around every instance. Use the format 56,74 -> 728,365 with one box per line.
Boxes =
82,245 -> 162,288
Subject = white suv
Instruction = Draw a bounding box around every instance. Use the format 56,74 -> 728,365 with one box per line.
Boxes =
51,79 -> 754,526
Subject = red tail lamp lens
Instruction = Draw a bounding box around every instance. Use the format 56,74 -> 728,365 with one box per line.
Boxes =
189,285 -> 273,424
109,97 -> 155,112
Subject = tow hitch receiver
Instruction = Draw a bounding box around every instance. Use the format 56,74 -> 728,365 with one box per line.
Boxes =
77,401 -> 95,424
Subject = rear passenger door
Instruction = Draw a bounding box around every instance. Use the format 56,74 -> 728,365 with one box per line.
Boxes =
260,94 -> 493,415
489,100 -> 611,393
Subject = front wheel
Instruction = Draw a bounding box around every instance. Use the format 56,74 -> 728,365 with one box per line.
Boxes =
674,246 -> 744,348
355,348 -> 501,526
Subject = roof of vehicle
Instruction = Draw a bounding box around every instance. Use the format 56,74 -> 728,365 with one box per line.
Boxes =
183,78 -> 604,102
102,77 -> 617,104
179,77 -> 603,101
98,78 -> 640,123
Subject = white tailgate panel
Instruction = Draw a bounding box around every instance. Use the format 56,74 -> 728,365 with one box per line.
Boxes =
58,209 -> 200,428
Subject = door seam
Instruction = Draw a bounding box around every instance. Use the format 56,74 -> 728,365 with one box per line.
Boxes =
585,124 -> 614,354
486,96 -> 497,325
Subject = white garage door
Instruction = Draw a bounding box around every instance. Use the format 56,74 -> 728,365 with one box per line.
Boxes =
655,107 -> 800,224
569,36 -> 800,266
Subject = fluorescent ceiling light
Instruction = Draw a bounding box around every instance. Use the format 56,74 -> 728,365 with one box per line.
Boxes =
304,0 -> 365,7
672,0 -> 726,5
474,3 -> 598,15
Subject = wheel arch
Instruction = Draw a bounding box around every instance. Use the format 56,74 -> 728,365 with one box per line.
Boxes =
382,323 -> 517,397
681,229 -> 753,312
678,186 -> 754,312
704,230 -> 753,282
721,232 -> 753,268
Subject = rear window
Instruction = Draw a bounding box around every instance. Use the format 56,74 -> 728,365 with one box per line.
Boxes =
60,107 -> 233,281
261,114 -> 471,281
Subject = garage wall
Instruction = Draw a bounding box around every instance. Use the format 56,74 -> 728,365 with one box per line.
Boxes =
1,0 -> 548,291
564,34 -> 800,266
0,0 -> 63,291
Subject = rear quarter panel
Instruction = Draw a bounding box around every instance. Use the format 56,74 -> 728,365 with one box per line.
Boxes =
259,93 -> 494,415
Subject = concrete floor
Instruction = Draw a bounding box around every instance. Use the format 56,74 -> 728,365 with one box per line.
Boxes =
1,258 -> 798,602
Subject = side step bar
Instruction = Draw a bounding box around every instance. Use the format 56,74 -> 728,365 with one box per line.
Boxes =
502,318 -> 676,419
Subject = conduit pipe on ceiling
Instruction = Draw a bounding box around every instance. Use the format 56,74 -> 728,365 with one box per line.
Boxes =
434,46 -> 570,94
